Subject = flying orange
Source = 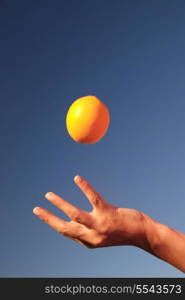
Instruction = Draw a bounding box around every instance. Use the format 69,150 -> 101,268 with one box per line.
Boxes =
66,95 -> 110,144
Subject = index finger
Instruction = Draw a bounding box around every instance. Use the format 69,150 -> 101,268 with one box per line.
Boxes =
74,175 -> 107,210
45,192 -> 94,228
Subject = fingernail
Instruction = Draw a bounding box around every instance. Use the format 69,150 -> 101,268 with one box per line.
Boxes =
45,192 -> 56,200
33,207 -> 40,216
74,175 -> 82,183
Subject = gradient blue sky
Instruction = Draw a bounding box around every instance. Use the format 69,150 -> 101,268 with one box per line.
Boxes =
0,0 -> 185,277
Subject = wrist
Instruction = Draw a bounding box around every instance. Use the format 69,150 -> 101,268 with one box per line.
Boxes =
139,212 -> 165,256
117,209 -> 157,250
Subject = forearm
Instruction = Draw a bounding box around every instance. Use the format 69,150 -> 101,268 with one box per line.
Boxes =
140,214 -> 185,272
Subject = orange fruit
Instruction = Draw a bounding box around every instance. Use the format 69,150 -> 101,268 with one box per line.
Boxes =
66,95 -> 110,144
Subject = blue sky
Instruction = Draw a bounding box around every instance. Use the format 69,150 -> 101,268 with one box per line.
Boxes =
0,0 -> 185,277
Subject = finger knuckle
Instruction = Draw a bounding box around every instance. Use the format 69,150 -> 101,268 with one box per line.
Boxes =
72,212 -> 82,223
52,198 -> 59,206
43,217 -> 49,224
58,226 -> 68,236
81,181 -> 88,190
91,194 -> 100,206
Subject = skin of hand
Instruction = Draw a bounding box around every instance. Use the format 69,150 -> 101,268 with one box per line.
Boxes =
33,175 -> 185,273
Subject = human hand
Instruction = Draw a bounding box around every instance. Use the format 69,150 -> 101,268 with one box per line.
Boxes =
33,175 -> 185,272
33,175 -> 147,249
